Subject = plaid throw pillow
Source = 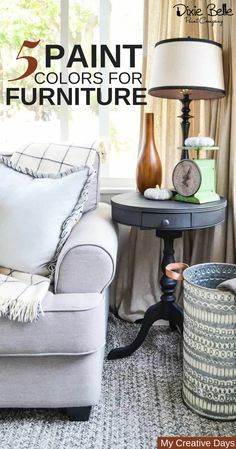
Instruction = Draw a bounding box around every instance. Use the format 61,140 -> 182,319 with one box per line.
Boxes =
11,142 -> 97,173
10,143 -> 100,213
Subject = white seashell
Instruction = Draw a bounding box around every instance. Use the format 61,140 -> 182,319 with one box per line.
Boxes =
144,188 -> 173,200
185,136 -> 214,147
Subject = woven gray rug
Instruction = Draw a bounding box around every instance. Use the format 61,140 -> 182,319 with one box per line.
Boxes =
0,314 -> 235,449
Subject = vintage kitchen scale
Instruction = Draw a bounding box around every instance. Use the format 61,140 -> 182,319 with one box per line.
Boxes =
172,145 -> 220,204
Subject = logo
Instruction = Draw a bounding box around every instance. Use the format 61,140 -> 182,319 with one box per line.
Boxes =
157,437 -> 236,449
173,3 -> 233,26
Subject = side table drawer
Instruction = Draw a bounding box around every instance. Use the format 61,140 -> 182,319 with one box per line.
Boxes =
141,212 -> 191,229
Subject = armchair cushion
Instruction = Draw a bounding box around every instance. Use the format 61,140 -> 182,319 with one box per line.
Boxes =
0,292 -> 105,355
0,159 -> 93,276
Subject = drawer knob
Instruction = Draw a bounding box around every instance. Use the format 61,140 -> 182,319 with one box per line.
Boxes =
161,219 -> 170,226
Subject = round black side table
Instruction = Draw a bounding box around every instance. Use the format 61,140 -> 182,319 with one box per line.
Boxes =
108,192 -> 227,360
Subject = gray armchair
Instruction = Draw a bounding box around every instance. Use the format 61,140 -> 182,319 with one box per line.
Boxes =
0,148 -> 118,421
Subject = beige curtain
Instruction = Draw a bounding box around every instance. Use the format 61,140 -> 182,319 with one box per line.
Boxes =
114,0 -> 236,322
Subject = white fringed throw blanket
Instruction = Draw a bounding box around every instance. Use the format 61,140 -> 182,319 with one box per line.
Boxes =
0,268 -> 50,323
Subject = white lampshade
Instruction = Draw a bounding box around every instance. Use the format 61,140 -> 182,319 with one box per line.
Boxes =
148,37 -> 225,100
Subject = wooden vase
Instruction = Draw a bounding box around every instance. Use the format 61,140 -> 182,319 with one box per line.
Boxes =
136,113 -> 162,194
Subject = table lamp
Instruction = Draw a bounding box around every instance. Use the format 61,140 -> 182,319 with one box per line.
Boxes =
148,37 -> 225,159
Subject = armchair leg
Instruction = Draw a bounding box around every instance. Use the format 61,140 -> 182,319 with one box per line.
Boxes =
65,406 -> 92,421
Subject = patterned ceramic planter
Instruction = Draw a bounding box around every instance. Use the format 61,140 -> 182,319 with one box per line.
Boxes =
167,263 -> 236,420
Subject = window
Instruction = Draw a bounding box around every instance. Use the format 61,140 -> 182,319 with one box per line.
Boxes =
0,0 -> 144,186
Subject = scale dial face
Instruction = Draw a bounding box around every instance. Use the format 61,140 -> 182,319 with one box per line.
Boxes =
172,160 -> 201,197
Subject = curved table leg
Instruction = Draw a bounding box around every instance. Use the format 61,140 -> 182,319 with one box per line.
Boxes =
108,302 -> 163,360
108,229 -> 183,360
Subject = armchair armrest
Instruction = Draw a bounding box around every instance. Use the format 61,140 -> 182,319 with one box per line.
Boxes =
54,203 -> 118,294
